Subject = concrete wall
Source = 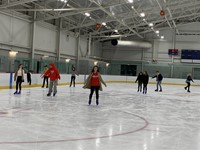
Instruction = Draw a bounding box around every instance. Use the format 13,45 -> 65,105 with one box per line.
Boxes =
0,12 -> 103,63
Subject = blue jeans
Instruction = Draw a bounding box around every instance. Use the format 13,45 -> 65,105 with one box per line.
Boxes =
156,81 -> 162,91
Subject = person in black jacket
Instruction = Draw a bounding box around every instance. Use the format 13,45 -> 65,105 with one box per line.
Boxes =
27,70 -> 32,85
152,70 -> 163,92
135,72 -> 143,92
184,73 -> 194,93
142,71 -> 149,94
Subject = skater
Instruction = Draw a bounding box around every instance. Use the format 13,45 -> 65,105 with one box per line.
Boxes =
152,70 -> 163,92
142,71 -> 149,94
43,63 -> 60,96
69,67 -> 79,87
83,65 -> 107,106
27,70 -> 32,85
41,65 -> 49,88
184,73 -> 194,93
14,64 -> 25,94
135,72 -> 143,92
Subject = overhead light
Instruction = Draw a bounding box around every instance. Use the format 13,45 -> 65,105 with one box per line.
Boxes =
140,12 -> 145,17
143,18 -> 146,21
128,0 -> 134,3
149,23 -> 153,27
114,29 -> 118,32
59,0 -> 67,2
9,50 -> 18,57
106,63 -> 110,67
161,36 -> 164,39
131,6 -> 134,9
102,22 -> 106,26
151,27 -> 154,30
94,61 -> 98,65
65,59 -> 70,62
85,12 -> 90,17
156,30 -> 159,34
43,55 -> 49,58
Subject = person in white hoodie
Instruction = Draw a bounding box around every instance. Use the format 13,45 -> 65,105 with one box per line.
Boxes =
14,64 -> 25,94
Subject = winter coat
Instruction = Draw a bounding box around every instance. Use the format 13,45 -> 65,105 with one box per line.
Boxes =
152,74 -> 163,81
186,75 -> 193,83
135,73 -> 143,83
142,74 -> 149,84
83,73 -> 106,91
44,63 -> 60,81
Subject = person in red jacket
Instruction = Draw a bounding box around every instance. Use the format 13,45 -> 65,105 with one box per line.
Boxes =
83,65 -> 106,105
43,63 -> 60,96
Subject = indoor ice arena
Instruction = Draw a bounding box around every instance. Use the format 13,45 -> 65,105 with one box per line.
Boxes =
0,0 -> 200,150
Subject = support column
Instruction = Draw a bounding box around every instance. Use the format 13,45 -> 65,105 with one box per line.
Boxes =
171,28 -> 176,78
88,32 -> 91,56
76,31 -> 80,71
57,18 -> 62,62
30,9 -> 36,70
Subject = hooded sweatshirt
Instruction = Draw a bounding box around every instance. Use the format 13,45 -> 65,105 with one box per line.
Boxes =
44,63 -> 60,80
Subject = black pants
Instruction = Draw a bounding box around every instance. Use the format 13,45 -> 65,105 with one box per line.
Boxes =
185,82 -> 191,91
27,77 -> 31,85
70,76 -> 76,87
16,76 -> 22,92
143,83 -> 148,94
89,86 -> 100,101
137,82 -> 142,92
42,76 -> 48,87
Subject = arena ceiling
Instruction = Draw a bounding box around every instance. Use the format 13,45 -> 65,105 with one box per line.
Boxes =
1,0 -> 200,41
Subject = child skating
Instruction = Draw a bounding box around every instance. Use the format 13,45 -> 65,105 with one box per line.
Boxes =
185,73 -> 194,93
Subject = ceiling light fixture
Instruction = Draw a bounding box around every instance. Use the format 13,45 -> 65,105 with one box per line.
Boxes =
128,0 -> 134,3
149,23 -> 153,27
102,22 -> 106,26
156,30 -> 159,34
114,29 -> 118,33
161,36 -> 164,39
85,12 -> 90,17
140,12 -> 145,17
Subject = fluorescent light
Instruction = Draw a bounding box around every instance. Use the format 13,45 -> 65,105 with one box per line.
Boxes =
131,6 -> 134,9
94,61 -> 98,65
156,30 -> 159,34
114,29 -> 118,32
161,36 -> 164,39
151,27 -> 154,30
128,0 -> 134,3
9,50 -> 18,57
106,63 -> 110,67
85,12 -> 90,17
102,22 -> 106,26
143,18 -> 146,21
65,59 -> 71,62
140,12 -> 145,17
149,23 -> 153,27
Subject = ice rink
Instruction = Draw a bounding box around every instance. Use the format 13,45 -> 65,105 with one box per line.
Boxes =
0,83 -> 199,150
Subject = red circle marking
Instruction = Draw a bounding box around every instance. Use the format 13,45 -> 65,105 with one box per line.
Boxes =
0,113 -> 148,145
